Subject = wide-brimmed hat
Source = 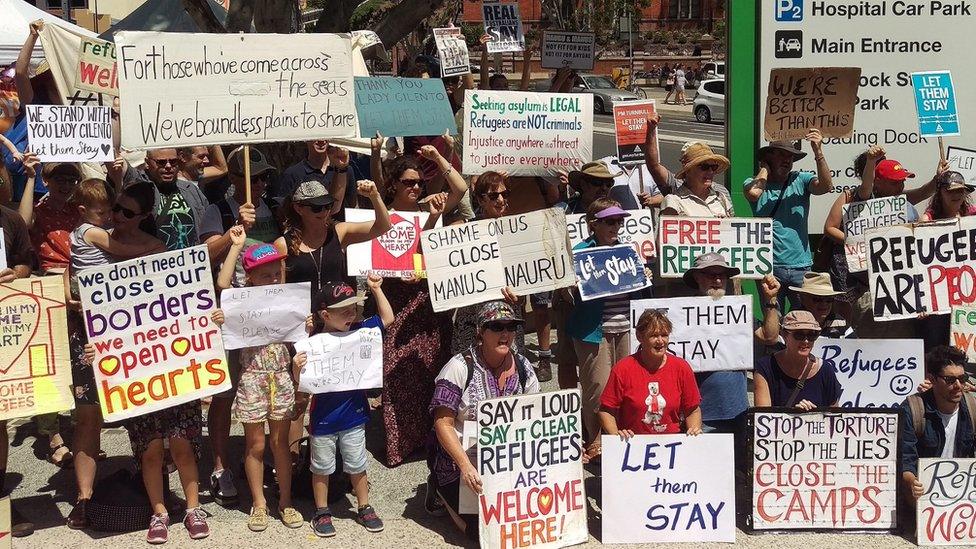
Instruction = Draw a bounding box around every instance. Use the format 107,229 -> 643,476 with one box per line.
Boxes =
758,140 -> 807,161
789,271 -> 842,297
682,252 -> 740,289
782,310 -> 821,332
568,161 -> 620,190
676,142 -> 730,179
938,171 -> 976,193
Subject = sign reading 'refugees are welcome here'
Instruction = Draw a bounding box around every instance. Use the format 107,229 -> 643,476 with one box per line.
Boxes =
115,31 -> 356,148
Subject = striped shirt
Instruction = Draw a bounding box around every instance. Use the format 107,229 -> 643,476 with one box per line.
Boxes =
601,294 -> 631,334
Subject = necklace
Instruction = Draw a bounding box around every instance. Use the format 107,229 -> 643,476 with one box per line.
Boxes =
308,246 -> 325,288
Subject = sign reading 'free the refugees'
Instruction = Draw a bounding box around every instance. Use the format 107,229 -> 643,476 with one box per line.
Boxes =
658,217 -> 773,279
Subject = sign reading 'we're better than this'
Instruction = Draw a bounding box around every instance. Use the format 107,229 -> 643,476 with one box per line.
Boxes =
115,31 -> 356,148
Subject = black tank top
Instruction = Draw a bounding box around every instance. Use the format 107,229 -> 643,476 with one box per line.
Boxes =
285,226 -> 347,298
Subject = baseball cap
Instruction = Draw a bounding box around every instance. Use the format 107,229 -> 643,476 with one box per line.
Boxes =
227,146 -> 275,177
937,171 -> 975,192
292,180 -> 336,207
875,159 -> 915,182
242,243 -> 285,272
316,282 -> 367,310
477,300 -> 524,327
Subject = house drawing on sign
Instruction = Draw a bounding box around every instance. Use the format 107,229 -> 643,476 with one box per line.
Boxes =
0,278 -> 67,382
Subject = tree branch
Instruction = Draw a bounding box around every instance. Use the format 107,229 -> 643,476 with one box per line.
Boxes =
181,0 -> 226,32
314,0 -> 360,33
373,0 -> 448,48
226,0 -> 255,32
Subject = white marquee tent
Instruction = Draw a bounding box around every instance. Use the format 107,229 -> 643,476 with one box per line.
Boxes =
0,0 -> 97,66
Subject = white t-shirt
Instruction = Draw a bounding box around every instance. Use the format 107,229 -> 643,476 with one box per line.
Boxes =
939,409 -> 960,458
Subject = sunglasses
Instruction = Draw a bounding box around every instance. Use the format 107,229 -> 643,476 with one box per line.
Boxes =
150,157 -> 179,166
586,179 -> 615,189
788,330 -> 820,342
939,374 -> 969,386
482,190 -> 511,201
809,295 -> 835,304
599,217 -> 625,227
303,203 -> 330,213
484,321 -> 519,333
397,178 -> 425,188
112,204 -> 142,219
698,163 -> 721,172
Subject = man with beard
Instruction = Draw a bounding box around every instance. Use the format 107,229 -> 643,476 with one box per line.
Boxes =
177,146 -> 228,202
143,148 -> 209,252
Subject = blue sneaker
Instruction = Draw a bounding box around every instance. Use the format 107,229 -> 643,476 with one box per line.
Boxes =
311,508 -> 336,538
357,505 -> 384,533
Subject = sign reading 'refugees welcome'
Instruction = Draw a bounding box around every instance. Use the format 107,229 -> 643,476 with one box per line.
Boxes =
115,31 -> 356,148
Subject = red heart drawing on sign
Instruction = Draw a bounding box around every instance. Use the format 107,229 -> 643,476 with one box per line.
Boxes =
375,216 -> 418,259
537,487 -> 554,515
0,292 -> 42,375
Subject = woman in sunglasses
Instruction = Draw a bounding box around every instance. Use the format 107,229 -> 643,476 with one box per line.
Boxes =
754,310 -> 841,411
658,141 -> 733,218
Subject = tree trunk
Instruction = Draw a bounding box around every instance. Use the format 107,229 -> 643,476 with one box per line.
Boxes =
372,0 -> 447,48
226,0 -> 255,32
254,0 -> 300,33
181,0 -> 226,32
313,0 -> 360,33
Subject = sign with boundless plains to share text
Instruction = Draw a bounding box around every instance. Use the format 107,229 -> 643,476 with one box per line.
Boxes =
115,31 -> 356,148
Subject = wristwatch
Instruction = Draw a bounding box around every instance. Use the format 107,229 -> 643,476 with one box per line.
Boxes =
764,300 -> 779,309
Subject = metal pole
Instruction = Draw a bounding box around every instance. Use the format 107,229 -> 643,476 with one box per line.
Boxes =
628,2 -> 635,86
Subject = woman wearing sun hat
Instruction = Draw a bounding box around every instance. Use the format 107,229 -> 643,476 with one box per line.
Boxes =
659,142 -> 734,218
754,310 -> 841,410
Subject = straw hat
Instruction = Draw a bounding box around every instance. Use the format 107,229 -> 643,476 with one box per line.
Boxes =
676,142 -> 730,179
789,272 -> 842,297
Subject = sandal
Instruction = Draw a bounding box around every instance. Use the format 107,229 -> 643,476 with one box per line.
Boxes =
47,443 -> 74,468
96,450 -> 107,461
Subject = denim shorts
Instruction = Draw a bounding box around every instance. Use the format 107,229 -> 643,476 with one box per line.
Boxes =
309,424 -> 368,476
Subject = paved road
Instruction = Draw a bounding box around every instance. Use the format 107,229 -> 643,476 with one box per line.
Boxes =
593,112 -> 725,147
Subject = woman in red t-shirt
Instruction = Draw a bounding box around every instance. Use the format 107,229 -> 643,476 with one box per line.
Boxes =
598,309 -> 702,439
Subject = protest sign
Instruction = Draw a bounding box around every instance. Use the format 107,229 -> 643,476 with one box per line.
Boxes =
476,389 -> 587,549
613,100 -> 656,165
658,216 -> 773,279
566,211 -> 656,263
764,67 -> 860,142
115,31 -> 356,149
433,28 -> 471,77
918,458 -> 976,545
866,216 -> 976,320
911,71 -> 960,138
601,434 -> 736,543
354,77 -> 457,138
424,208 -> 575,312
25,104 -> 113,162
0,229 -> 5,270
294,326 -> 383,394
78,246 -> 230,422
0,496 -> 7,549
0,276 -> 72,422
462,89 -> 593,176
841,195 -> 909,273
345,209 -> 438,277
541,31 -> 595,71
573,245 -> 650,301
750,410 -> 898,531
814,338 -> 924,408
947,146 -> 976,187
218,283 -> 310,350
629,295 -> 753,372
76,36 -> 117,95
950,306 -> 976,362
38,23 -> 116,107
482,0 -> 524,53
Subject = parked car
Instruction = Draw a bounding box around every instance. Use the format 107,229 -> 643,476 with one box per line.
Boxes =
693,79 -> 725,123
569,74 -> 641,114
701,61 -> 725,80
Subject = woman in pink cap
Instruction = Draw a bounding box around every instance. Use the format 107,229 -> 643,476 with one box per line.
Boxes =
754,310 -> 841,410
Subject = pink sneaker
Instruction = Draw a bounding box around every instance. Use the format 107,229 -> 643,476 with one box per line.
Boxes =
146,513 -> 169,544
183,507 -> 210,540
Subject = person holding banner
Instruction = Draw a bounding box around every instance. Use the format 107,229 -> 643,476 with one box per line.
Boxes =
598,309 -> 702,437
477,34 -> 533,92
642,114 -> 733,204
754,310 -> 841,410
141,148 -> 210,253
429,301 -> 540,536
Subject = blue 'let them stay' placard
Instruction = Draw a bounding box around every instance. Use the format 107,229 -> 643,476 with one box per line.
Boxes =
573,245 -> 650,301
911,71 -> 960,138
355,77 -> 458,138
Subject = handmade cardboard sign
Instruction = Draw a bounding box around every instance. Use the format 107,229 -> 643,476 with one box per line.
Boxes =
602,434 -> 736,543
25,105 -> 113,162
950,306 -> 976,362
79,246 -> 230,421
613,100 -> 656,165
911,71 -> 959,137
462,89 -> 593,176
573,245 -> 650,301
482,0 -> 525,53
866,217 -> 976,320
0,229 -> 5,270
115,31 -> 356,148
76,36 -> 117,95
0,276 -> 73,422
423,208 -> 575,312
658,216 -> 773,279
355,77 -> 457,138
345,209 -> 438,277
566,211 -> 656,263
947,146 -> 976,187
218,283 -> 310,350
541,31 -> 595,71
842,195 -> 909,273
629,296 -> 753,372
764,67 -> 861,141
476,390 -> 588,549
295,326 -> 383,394
433,27 -> 471,77
813,338 -> 924,408
751,410 -> 898,531
37,22 -> 116,107
918,458 -> 976,545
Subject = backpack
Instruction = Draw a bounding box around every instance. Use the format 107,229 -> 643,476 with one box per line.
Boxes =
907,392 -> 976,439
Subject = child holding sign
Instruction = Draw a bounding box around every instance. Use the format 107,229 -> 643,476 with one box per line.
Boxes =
211,228 -> 302,532
293,276 -> 393,537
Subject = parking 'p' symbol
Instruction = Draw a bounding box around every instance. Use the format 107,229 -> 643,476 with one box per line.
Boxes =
775,0 -> 803,21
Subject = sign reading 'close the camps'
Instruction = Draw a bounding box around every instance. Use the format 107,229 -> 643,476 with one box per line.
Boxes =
842,194 -> 909,273
482,0 -> 525,53
951,306 -> 976,362
115,31 -> 356,148
477,390 -> 588,549
566,211 -> 656,263
918,458 -> 976,545
78,246 -> 231,421
764,67 -> 861,142
751,410 -> 898,531
813,338 -> 924,408
354,77 -> 457,138
601,435 -> 736,543
423,208 -> 575,312
866,217 -> 976,320
658,217 -> 773,279
629,296 -> 753,372
25,105 -> 113,162
573,245 -> 650,301
540,31 -> 595,71
462,89 -> 593,176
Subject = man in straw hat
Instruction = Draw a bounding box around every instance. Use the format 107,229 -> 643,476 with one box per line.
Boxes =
744,130 -> 834,313
789,271 -> 849,339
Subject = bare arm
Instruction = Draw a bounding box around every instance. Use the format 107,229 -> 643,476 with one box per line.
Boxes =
0,135 -> 20,160
684,406 -> 703,434
754,372 -> 772,407
756,275 -> 781,344
642,113 -> 672,192
478,34 -> 491,90
199,145 -> 228,184
906,157 -> 949,206
85,226 -> 164,259
824,191 -> 849,244
15,21 -> 42,106
336,180 -> 392,246
598,410 -> 620,435
807,129 -> 833,195
370,132 -> 385,193
419,141 -> 467,213
856,145 -> 884,201
433,409 -> 481,493
16,153 -> 39,226
744,164 -> 769,203
366,275 -> 395,327
216,226 -> 246,290
518,45 -> 533,91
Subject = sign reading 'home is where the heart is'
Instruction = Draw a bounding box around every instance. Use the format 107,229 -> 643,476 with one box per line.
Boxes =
345,209 -> 435,277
